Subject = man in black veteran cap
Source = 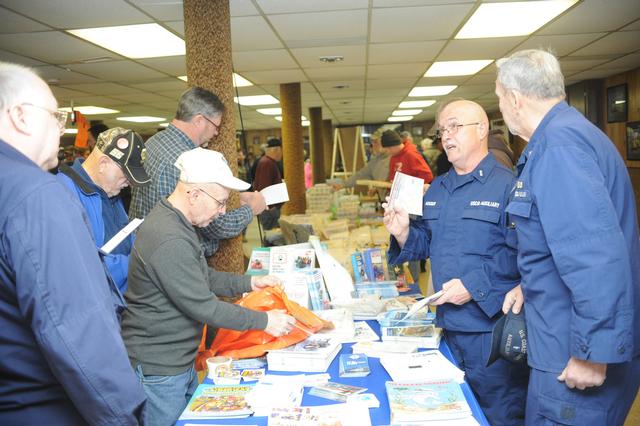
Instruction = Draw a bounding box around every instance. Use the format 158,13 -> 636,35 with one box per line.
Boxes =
57,127 -> 150,294
487,309 -> 528,366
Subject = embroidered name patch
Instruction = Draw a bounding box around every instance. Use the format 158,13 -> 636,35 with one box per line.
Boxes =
469,201 -> 499,208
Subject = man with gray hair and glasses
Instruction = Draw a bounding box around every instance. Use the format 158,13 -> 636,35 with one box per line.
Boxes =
0,62 -> 146,424
130,86 -> 267,257
497,49 -> 640,425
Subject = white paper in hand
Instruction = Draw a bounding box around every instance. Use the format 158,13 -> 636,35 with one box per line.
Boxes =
401,290 -> 444,321
388,171 -> 424,216
100,218 -> 143,255
260,182 -> 289,205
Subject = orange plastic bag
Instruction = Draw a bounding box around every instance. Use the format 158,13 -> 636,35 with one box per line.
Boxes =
195,287 -> 327,370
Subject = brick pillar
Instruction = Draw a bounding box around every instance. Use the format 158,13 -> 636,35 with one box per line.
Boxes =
322,119 -> 333,179
184,0 -> 243,273
279,82 -> 305,214
308,107 -> 325,184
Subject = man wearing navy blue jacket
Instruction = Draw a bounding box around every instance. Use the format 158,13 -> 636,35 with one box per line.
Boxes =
497,49 -> 640,425
385,99 -> 528,425
0,62 -> 145,425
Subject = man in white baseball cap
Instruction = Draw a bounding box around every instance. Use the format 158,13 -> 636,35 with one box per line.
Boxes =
121,147 -> 295,426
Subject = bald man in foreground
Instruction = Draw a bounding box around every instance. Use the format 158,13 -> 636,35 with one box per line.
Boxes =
385,99 -> 529,425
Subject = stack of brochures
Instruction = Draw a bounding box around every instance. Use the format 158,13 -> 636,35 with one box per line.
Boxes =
178,383 -> 254,420
267,336 -> 341,373
386,379 -> 474,424
380,350 -> 466,383
351,341 -> 418,358
245,375 -> 304,416
308,381 -> 367,402
268,403 -> 372,426
377,310 -> 442,348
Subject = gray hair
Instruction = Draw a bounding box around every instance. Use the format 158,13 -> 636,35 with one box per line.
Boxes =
496,49 -> 565,100
175,86 -> 225,121
0,62 -> 41,112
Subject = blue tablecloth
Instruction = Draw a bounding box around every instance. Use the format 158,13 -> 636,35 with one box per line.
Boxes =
175,320 -> 489,425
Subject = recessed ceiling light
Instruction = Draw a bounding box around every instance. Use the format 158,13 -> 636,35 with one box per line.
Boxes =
257,108 -> 282,115
59,106 -> 119,115
388,116 -> 413,122
116,116 -> 166,123
456,0 -> 578,39
234,95 -> 279,106
393,109 -> 422,116
399,100 -> 436,108
78,56 -> 113,64
233,73 -> 253,87
425,60 -> 493,77
178,73 -> 253,88
409,86 -> 457,97
64,128 -> 78,134
319,55 -> 344,63
274,116 -> 308,122
68,23 -> 185,59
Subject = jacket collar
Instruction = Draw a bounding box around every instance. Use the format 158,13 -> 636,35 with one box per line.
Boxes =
441,152 -> 498,191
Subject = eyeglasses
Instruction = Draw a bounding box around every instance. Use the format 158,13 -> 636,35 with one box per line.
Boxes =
436,122 -> 480,139
190,187 -> 227,207
21,103 -> 68,133
199,114 -> 220,133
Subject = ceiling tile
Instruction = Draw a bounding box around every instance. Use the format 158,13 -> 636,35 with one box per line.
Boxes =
367,78 -> 415,89
513,33 -> 607,57
367,63 -> 427,79
0,0 -> 150,29
257,0 -> 368,14
62,82 -> 147,95
567,67 -> 632,80
230,0 -> 259,17
0,49 -> 45,66
290,45 -> 366,67
111,92 -> 175,103
305,66 -> 364,80
233,49 -> 297,71
0,6 -> 49,33
370,4 -> 472,43
538,0 -> 640,35
130,79 -> 189,92
231,16 -> 283,51
368,40 -> 445,65
592,53 -> 640,71
33,65 -> 100,84
129,0 -> 183,21
267,10 -> 367,46
68,60 -> 169,81
571,31 -> 640,57
0,31 -> 116,64
138,56 -> 186,76
164,20 -> 184,37
242,69 -> 307,84
560,58 -> 609,71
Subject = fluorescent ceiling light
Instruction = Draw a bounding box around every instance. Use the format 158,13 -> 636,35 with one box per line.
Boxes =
178,73 -> 253,88
257,108 -> 282,115
392,109 -> 422,116
302,120 -> 310,127
425,60 -> 493,77
159,122 -> 170,127
116,116 -> 166,123
234,95 -> 279,106
399,100 -> 436,108
233,73 -> 253,87
409,86 -> 457,97
59,106 -> 119,115
387,116 -> 413,122
64,128 -> 78,134
456,0 -> 578,39
68,23 -> 185,59
274,115 -> 308,122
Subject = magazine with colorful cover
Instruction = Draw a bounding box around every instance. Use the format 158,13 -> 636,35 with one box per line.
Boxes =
351,251 -> 368,282
385,379 -> 472,423
246,247 -> 270,276
178,383 -> 254,420
363,247 -> 385,282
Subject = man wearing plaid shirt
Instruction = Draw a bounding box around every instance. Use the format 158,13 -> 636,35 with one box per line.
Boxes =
130,87 -> 266,256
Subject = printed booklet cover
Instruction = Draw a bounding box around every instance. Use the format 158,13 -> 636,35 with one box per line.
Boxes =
178,383 -> 254,420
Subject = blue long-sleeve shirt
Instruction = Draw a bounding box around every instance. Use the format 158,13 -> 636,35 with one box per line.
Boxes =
57,158 -> 132,293
0,140 -> 146,425
388,153 -> 519,332
505,101 -> 640,373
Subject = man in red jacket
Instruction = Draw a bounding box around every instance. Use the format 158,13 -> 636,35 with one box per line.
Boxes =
382,129 -> 433,184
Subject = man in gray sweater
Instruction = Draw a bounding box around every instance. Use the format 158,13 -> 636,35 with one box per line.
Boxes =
122,147 -> 295,426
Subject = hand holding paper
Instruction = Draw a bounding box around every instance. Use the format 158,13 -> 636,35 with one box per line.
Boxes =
388,171 -> 424,216
100,218 -> 143,255
401,290 -> 444,321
